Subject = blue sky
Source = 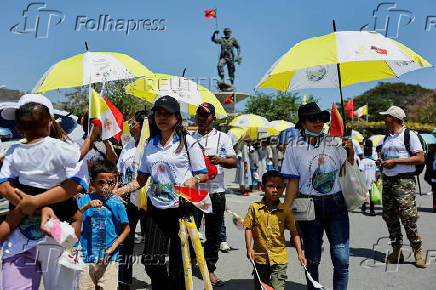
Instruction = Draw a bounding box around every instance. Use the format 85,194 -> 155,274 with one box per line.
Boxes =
0,0 -> 435,111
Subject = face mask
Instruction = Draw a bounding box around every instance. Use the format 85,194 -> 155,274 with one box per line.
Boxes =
305,129 -> 324,137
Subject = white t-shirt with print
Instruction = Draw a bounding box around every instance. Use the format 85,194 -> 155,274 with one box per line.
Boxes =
118,140 -> 141,205
0,137 -> 80,189
137,134 -> 207,209
281,136 -> 347,196
0,137 -> 85,260
192,129 -> 236,194
381,128 -> 423,177
359,157 -> 379,190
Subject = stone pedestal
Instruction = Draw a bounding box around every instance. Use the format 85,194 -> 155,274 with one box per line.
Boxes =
214,91 -> 250,114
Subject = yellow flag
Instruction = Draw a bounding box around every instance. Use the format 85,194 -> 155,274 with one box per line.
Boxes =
303,94 -> 307,105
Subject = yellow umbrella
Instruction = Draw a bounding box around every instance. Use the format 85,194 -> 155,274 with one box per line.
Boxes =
257,31 -> 431,91
125,73 -> 227,119
369,135 -> 385,147
33,51 -> 153,92
257,29 -> 431,129
229,114 -> 269,128
351,130 -> 364,142
267,120 -> 294,135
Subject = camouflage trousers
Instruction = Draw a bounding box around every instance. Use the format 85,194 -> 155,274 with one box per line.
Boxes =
382,176 -> 422,249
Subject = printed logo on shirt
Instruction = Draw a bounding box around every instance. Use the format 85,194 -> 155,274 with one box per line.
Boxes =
19,215 -> 44,241
309,154 -> 338,194
150,161 -> 177,202
384,146 -> 400,160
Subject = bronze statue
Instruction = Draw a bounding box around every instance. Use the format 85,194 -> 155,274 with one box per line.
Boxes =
211,28 -> 241,91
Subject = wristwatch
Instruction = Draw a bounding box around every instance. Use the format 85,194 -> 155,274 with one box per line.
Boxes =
194,174 -> 201,184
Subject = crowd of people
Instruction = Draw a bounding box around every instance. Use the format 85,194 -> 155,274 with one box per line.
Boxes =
0,93 -> 434,290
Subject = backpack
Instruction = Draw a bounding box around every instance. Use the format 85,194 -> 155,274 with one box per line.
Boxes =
382,128 -> 427,175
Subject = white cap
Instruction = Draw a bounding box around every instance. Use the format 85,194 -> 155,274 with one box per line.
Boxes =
379,105 -> 406,121
1,94 -> 54,120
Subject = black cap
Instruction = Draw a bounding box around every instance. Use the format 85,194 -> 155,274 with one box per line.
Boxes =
196,102 -> 216,117
297,102 -> 330,123
152,95 -> 180,113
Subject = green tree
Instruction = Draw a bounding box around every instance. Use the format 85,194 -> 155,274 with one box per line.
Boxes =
343,82 -> 434,122
243,92 -> 317,122
59,80 -> 150,119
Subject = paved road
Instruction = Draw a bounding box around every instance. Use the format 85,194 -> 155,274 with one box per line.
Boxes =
1,169 -> 434,289
129,169 -> 435,290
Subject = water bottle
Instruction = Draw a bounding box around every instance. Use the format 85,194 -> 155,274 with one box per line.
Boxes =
91,207 -> 107,261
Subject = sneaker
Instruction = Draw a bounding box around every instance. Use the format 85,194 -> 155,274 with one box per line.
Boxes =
58,248 -> 86,271
220,242 -> 231,253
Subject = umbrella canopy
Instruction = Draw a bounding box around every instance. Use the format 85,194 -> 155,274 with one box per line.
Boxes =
229,114 -> 269,128
369,135 -> 385,147
33,51 -> 153,92
267,120 -> 295,134
125,73 -> 227,119
257,31 -> 431,91
350,130 -> 364,142
227,127 -> 249,145
420,134 -> 436,145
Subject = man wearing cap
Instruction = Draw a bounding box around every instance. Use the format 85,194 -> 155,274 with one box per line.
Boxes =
377,105 -> 426,268
193,103 -> 237,287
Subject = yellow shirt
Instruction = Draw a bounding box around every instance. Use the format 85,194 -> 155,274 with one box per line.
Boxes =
243,199 -> 297,265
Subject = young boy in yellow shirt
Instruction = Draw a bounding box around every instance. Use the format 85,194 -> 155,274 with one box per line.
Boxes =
244,170 -> 306,290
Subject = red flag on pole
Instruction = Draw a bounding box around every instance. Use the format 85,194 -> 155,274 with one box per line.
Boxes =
348,110 -> 357,118
204,9 -> 216,18
344,99 -> 354,111
224,93 -> 234,104
330,102 -> 344,137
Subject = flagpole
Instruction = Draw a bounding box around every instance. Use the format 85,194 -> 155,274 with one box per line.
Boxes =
332,20 -> 347,134
215,8 -> 218,31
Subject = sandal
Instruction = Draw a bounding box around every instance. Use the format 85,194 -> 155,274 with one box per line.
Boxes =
210,276 -> 225,287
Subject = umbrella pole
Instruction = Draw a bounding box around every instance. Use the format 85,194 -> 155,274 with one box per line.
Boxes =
332,20 -> 347,134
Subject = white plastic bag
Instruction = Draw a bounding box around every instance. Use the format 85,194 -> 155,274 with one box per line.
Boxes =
339,161 -> 368,211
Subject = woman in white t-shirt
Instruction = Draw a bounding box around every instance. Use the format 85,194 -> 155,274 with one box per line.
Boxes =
115,96 -> 207,290
281,102 -> 354,290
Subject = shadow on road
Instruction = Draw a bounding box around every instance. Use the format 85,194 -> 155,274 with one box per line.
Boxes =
350,247 -> 386,262
417,207 -> 434,213
221,279 -> 306,289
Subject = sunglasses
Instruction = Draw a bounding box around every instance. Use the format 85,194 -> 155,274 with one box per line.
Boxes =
306,115 -> 324,123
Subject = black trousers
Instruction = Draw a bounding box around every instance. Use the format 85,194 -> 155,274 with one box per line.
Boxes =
193,192 -> 226,273
142,201 -> 186,290
118,202 -> 148,286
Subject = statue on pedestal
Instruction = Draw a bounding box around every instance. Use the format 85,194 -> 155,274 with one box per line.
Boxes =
211,28 -> 241,92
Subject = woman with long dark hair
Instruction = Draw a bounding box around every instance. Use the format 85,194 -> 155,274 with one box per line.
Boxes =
281,102 -> 354,290
115,96 -> 208,289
